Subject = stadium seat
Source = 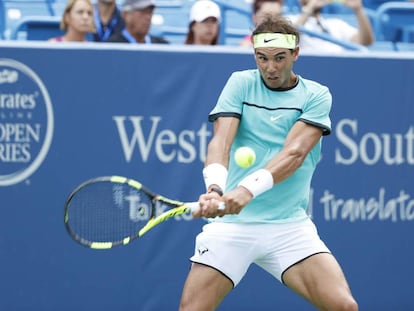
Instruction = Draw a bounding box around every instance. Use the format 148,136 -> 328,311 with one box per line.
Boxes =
214,0 -> 251,45
368,41 -> 397,51
363,0 -> 408,10
395,41 -> 414,51
373,1 -> 414,42
50,0 -> 67,17
151,3 -> 189,44
9,16 -> 63,40
284,0 -> 301,14
0,0 -> 56,39
152,25 -> 187,44
0,0 -> 5,39
321,2 -> 354,15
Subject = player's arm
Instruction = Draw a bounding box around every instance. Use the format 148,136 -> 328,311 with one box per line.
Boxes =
264,120 -> 323,183
205,116 -> 240,167
223,121 -> 323,214
195,116 -> 239,218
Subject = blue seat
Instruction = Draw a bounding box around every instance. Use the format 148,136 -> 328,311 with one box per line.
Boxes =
363,0 -> 407,10
152,25 -> 187,44
283,0 -> 301,14
9,16 -> 63,40
152,4 -> 189,44
321,2 -> 354,15
1,0 -> 56,39
395,41 -> 414,51
373,1 -> 414,42
368,40 -> 397,51
214,0 -> 251,45
0,1 -> 5,39
50,0 -> 67,17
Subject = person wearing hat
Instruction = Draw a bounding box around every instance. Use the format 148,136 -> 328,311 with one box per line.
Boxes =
185,0 -> 221,45
107,0 -> 168,44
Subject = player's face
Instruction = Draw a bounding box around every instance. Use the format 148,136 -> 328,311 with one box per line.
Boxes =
254,47 -> 299,89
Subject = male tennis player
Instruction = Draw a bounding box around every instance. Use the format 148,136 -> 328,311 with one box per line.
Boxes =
179,15 -> 358,311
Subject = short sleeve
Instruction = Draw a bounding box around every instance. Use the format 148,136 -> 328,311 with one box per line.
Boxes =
298,84 -> 332,135
208,72 -> 245,122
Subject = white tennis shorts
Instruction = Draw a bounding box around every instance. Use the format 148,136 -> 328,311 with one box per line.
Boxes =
190,218 -> 330,287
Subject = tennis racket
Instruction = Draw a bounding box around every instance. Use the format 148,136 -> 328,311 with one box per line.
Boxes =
64,175 -> 224,249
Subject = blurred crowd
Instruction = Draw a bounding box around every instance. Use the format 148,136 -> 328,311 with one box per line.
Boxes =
25,0 -> 414,52
47,0 -> 223,45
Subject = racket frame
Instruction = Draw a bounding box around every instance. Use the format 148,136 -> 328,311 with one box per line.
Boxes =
64,176 -> 203,249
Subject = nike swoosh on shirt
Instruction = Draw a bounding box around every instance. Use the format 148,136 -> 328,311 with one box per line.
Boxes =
270,115 -> 284,122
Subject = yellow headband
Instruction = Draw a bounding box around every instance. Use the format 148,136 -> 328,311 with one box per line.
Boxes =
253,33 -> 297,49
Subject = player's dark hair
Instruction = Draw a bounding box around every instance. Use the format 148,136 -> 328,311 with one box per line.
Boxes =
252,15 -> 300,47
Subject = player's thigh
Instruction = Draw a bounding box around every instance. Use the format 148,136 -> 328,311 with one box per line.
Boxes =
180,263 -> 233,311
282,253 -> 356,309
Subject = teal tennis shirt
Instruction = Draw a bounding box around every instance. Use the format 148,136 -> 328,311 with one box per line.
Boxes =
208,69 -> 332,223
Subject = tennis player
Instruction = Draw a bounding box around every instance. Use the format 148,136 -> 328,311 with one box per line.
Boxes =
179,15 -> 358,311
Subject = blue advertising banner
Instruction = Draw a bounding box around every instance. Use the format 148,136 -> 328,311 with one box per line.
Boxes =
0,42 -> 413,310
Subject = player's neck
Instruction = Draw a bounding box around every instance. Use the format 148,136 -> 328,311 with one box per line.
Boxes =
291,74 -> 298,86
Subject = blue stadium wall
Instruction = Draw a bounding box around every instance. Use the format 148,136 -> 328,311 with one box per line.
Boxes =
0,42 -> 413,311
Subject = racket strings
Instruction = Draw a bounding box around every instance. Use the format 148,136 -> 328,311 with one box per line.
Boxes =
66,182 -> 154,244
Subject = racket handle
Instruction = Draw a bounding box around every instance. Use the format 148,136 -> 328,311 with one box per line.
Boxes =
188,202 -> 225,213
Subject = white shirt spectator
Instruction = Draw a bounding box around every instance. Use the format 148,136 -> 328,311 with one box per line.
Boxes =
287,14 -> 357,52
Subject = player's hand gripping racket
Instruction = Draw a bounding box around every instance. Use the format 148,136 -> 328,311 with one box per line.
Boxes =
64,176 -> 224,249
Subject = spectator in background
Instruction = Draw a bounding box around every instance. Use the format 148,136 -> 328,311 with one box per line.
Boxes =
107,0 -> 168,44
185,0 -> 221,45
48,0 -> 95,42
93,0 -> 125,42
288,0 -> 374,52
240,0 -> 284,47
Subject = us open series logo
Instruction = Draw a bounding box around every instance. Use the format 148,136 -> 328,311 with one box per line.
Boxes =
0,59 -> 54,186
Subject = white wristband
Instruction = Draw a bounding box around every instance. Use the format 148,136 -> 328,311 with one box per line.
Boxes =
203,163 -> 228,192
238,169 -> 273,198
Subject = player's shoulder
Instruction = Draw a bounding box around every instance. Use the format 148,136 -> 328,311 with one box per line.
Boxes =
298,75 -> 330,93
298,75 -> 332,103
230,69 -> 259,81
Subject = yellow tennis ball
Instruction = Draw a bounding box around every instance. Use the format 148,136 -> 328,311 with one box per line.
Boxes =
234,147 -> 256,168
